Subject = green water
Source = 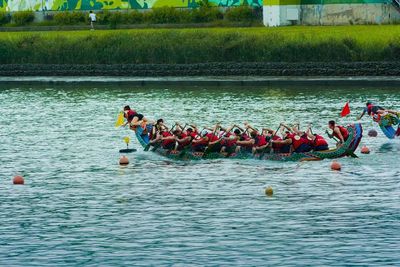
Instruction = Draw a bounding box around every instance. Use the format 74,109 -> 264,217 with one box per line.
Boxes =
1,84 -> 399,265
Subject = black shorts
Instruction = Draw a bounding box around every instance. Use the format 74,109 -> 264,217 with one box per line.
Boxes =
192,144 -> 206,152
314,145 -> 329,151
128,113 -> 144,121
207,143 -> 222,153
162,142 -> 175,150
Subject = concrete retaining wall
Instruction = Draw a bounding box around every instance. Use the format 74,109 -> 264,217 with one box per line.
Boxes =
301,3 -> 400,25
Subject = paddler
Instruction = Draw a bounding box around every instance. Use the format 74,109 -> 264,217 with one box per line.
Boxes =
150,118 -> 165,140
358,101 -> 399,120
220,128 -> 241,154
160,128 -> 176,150
262,127 -> 284,153
173,129 -> 191,150
303,124 -> 329,151
235,122 -> 269,154
327,120 -> 349,144
271,123 -> 312,153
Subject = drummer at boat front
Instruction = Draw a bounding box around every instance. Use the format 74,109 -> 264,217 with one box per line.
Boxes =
122,105 -> 147,130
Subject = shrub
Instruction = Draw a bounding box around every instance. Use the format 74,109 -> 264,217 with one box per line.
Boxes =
125,10 -> 144,24
12,11 -> 35,26
146,7 -> 184,24
191,7 -> 223,23
225,6 -> 256,22
53,11 -> 86,25
0,12 -> 11,25
96,10 -> 112,24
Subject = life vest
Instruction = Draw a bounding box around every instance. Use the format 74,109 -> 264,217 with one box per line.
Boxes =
177,133 -> 191,146
333,126 -> 349,141
161,132 -> 175,147
313,134 -> 328,147
367,104 -> 374,115
271,135 -> 283,149
254,135 -> 267,147
287,133 -> 308,151
206,133 -> 219,143
239,134 -> 253,148
126,109 -> 137,122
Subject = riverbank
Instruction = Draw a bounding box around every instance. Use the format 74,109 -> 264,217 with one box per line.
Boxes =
2,74 -> 400,86
0,62 -> 399,78
0,26 -> 400,65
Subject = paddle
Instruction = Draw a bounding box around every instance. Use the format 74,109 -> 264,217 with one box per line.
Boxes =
119,136 -> 137,153
115,111 -> 125,128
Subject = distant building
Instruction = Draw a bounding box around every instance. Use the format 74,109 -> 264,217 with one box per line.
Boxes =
263,0 -> 400,26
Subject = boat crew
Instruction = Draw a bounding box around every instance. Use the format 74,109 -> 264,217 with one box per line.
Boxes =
328,120 -> 349,144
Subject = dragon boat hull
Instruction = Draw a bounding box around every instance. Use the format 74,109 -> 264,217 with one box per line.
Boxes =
134,123 -> 363,162
374,113 -> 400,139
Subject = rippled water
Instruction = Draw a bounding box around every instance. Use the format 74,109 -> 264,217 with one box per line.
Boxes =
1,84 -> 400,266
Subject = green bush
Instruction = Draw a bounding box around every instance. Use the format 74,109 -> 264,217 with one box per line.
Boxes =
191,7 -> 223,23
0,12 -> 11,25
125,10 -> 144,24
0,26 -> 396,64
53,11 -> 87,25
225,6 -> 256,22
12,11 -> 35,26
146,7 -> 185,24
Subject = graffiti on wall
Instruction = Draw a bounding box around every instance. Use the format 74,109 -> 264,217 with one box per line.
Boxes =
0,0 -> 261,11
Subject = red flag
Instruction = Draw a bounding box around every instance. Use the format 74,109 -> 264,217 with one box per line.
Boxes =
340,101 -> 350,117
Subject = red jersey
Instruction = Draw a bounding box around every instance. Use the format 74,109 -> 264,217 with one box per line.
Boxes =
287,133 -> 308,150
177,133 -> 191,146
254,135 -> 267,147
126,110 -> 137,122
161,132 -> 175,147
313,134 -> 328,147
333,126 -> 349,141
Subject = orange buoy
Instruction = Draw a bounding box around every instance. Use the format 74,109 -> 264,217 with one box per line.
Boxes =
331,161 -> 341,171
265,186 -> 274,196
13,175 -> 24,185
119,156 -> 129,165
361,146 -> 370,154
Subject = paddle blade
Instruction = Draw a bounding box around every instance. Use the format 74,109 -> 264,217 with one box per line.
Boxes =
115,112 -> 125,128
123,136 -> 130,145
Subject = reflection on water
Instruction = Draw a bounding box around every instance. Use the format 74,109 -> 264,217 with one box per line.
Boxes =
0,84 -> 400,265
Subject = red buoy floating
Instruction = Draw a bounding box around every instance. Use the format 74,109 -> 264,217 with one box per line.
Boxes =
13,175 -> 24,185
331,161 -> 341,171
119,156 -> 129,165
361,146 -> 370,154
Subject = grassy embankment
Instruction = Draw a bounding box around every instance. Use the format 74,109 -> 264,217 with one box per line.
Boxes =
0,25 -> 399,64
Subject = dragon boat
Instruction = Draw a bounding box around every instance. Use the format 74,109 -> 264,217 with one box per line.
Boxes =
372,113 -> 400,139
133,123 -> 363,162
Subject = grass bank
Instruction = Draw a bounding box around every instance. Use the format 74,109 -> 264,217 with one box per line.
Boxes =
0,25 -> 400,64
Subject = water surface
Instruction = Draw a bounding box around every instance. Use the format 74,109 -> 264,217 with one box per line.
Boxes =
1,84 -> 399,266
